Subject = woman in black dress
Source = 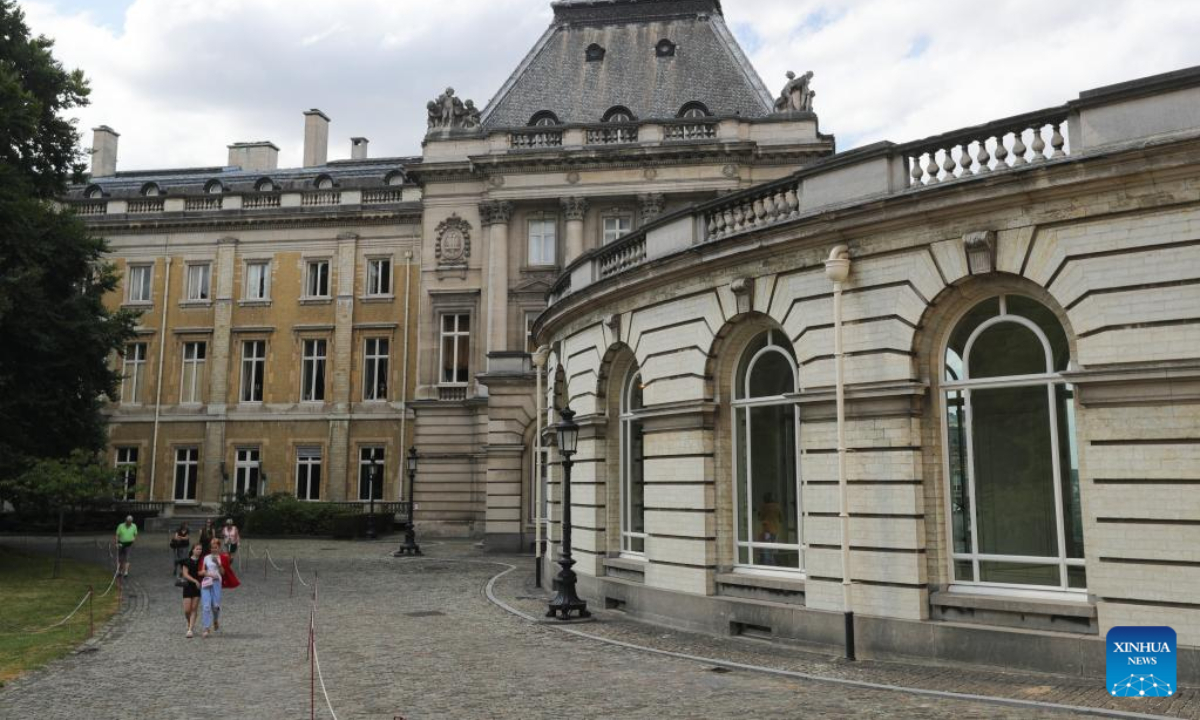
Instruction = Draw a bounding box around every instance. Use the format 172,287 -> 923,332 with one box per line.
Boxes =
180,543 -> 203,638
171,522 -> 190,579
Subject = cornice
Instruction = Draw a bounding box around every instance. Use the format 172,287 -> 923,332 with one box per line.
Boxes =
79,206 -> 423,235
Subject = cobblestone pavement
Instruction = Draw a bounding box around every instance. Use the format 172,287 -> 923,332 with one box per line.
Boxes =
0,535 -> 1189,719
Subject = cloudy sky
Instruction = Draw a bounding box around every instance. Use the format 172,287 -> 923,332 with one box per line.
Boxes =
22,0 -> 1200,172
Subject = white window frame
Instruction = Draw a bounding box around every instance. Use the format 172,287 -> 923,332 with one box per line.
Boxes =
619,370 -> 647,556
940,294 -> 1085,596
363,337 -> 389,402
730,329 -> 804,575
126,264 -> 153,304
234,447 -> 260,498
305,259 -> 331,298
366,257 -> 393,297
295,447 -> 322,501
527,215 -> 557,266
524,311 -> 540,354
245,260 -> 270,301
602,213 -> 633,244
300,338 -> 327,403
240,339 -> 266,403
180,340 -> 207,405
358,446 -> 385,501
115,447 -> 138,501
439,313 -> 471,386
174,447 -> 199,502
121,342 -> 147,405
185,262 -> 211,302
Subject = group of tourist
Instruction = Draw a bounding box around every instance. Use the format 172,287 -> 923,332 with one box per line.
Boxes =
169,519 -> 242,638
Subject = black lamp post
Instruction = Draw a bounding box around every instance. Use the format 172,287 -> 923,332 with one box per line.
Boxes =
547,406 -> 590,620
395,447 -> 422,556
366,455 -> 380,540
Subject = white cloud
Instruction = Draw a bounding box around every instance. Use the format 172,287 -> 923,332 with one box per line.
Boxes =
21,0 -> 1200,171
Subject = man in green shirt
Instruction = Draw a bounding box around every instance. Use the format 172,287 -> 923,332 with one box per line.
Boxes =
115,516 -> 138,577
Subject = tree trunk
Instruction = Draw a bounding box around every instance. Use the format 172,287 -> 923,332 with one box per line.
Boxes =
54,507 -> 64,579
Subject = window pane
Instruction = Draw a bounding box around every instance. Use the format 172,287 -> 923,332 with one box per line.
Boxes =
748,350 -> 795,397
979,561 -> 1059,587
954,559 -> 974,582
971,386 -> 1057,558
735,407 -> 749,546
946,297 -> 1000,380
945,390 -> 971,554
734,332 -> 771,400
441,336 -> 455,383
1007,296 -> 1070,372
749,403 -> 799,568
1067,565 -> 1087,589
628,418 -> 645,537
968,322 -> 1047,378
1057,384 -> 1085,559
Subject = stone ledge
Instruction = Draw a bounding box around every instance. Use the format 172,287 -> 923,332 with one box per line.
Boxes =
716,571 -> 806,593
930,590 -> 1096,619
604,556 -> 646,583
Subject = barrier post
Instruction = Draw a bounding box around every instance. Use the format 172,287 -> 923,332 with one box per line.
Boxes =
289,559 -> 296,598
263,554 -> 268,581
88,585 -> 94,638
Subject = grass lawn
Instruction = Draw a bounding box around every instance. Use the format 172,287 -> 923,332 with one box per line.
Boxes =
0,545 -> 121,685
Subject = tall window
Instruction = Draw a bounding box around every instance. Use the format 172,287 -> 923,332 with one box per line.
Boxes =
115,447 -> 138,500
440,314 -> 470,384
358,446 -> 384,501
602,215 -> 632,244
180,341 -> 207,404
620,370 -> 646,554
174,447 -> 199,502
245,261 -> 270,300
305,259 -> 330,298
732,329 -> 802,571
528,216 -> 556,266
363,338 -> 389,401
943,294 -> 1084,592
127,264 -> 152,303
301,339 -> 327,402
296,447 -> 322,500
121,343 -> 147,405
234,447 -> 260,498
185,263 -> 211,301
240,340 -> 265,403
366,257 -> 392,296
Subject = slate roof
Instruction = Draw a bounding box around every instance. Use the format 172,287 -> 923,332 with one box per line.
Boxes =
480,0 -> 774,129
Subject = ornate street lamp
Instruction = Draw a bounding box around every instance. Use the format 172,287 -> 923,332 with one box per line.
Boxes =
546,406 -> 590,620
366,455 -> 380,540
395,447 -> 422,556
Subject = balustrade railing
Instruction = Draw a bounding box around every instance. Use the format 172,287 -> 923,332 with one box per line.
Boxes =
511,128 -> 564,149
586,125 -> 638,145
438,385 -> 467,401
901,106 -> 1070,186
664,121 -> 718,141
301,191 -> 341,207
185,197 -> 221,211
127,199 -> 164,214
705,180 -> 799,241
597,234 -> 647,279
74,201 -> 107,216
243,194 -> 281,209
362,189 -> 403,205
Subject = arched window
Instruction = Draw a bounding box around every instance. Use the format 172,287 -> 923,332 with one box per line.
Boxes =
619,369 -> 646,555
655,39 -> 676,57
943,294 -> 1084,592
528,111 -> 560,127
85,184 -> 104,199
732,329 -> 802,570
585,43 -> 605,62
255,177 -> 276,192
678,102 -> 710,119
602,106 -> 635,123
140,182 -> 161,197
384,170 -> 406,187
204,180 -> 224,194
314,175 -> 334,190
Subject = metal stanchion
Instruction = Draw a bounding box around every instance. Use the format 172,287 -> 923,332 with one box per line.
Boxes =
88,585 -> 94,638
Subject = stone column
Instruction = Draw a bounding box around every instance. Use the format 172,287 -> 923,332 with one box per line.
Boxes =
481,201 -> 514,354
327,232 -> 358,501
204,236 -> 238,504
561,197 -> 588,265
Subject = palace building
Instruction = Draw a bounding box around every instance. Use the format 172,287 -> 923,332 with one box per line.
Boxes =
67,0 -> 1200,676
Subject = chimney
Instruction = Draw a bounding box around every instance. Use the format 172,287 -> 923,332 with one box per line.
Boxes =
90,126 -> 119,178
227,141 -> 280,172
303,109 -> 330,167
350,137 -> 369,160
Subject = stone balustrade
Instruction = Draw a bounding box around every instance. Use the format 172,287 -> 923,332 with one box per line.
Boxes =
663,120 -> 718,141
585,125 -> 638,145
126,198 -> 164,214
597,233 -> 647,279
900,106 -> 1070,186
301,190 -> 341,207
242,194 -> 281,209
511,128 -> 563,148
362,188 -> 403,205
184,196 -> 221,211
74,201 -> 107,216
68,186 -> 414,216
705,180 -> 799,241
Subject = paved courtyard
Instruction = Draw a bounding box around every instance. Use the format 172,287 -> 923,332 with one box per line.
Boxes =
0,535 -> 1192,719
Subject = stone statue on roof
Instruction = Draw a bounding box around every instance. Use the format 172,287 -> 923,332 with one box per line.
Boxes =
427,87 -> 481,133
774,70 -> 815,114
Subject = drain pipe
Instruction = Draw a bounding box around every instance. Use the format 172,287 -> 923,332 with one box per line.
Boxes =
532,344 -> 550,588
148,257 -> 172,504
824,244 -> 854,661
398,250 -> 413,499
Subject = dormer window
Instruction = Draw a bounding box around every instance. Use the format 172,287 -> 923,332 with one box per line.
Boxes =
255,178 -> 276,192
384,170 -> 406,187
140,182 -> 161,197
585,43 -> 605,62
678,102 -> 711,119
314,175 -> 334,190
656,39 -> 676,57
529,111 -> 560,127
204,180 -> 225,195
85,184 -> 104,199
602,106 -> 635,123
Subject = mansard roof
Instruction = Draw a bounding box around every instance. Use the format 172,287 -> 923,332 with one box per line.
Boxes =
480,0 -> 773,129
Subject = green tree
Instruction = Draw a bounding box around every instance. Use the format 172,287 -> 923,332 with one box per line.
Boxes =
0,0 -> 138,486
1,452 -> 126,577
